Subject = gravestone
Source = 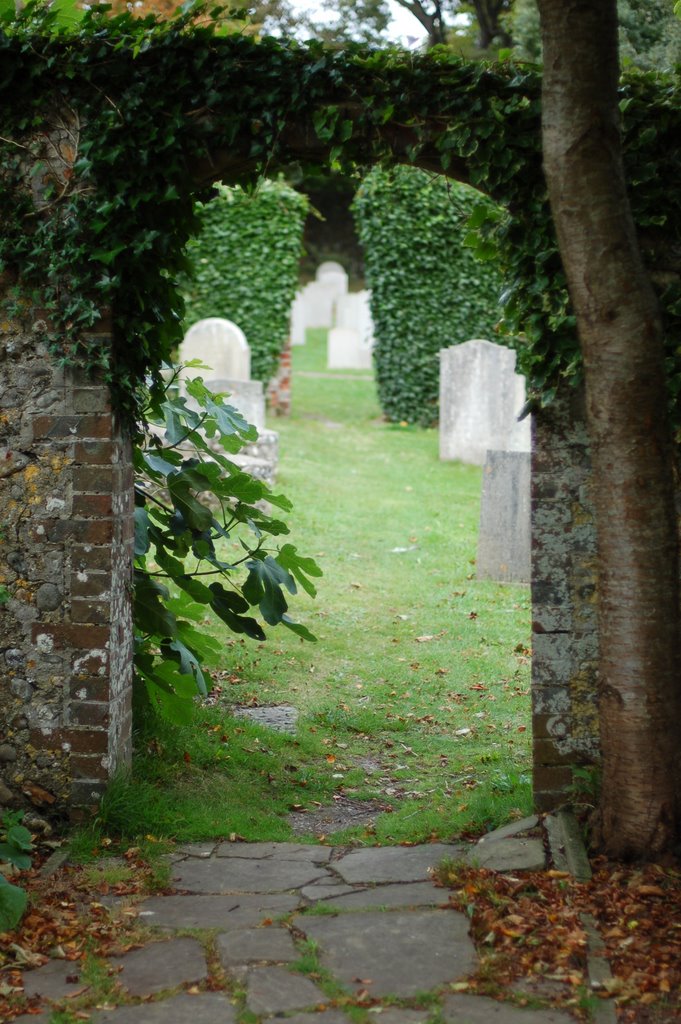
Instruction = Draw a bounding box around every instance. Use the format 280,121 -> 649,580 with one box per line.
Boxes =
476,450 -> 531,584
180,318 -> 250,381
290,292 -> 306,346
439,339 -> 530,465
316,261 -> 349,301
327,327 -> 373,370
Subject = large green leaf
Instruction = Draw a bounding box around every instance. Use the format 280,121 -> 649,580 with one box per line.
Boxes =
0,876 -> 27,931
276,544 -> 323,598
133,572 -> 178,639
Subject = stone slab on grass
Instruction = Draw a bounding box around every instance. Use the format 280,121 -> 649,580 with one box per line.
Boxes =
441,993 -> 574,1023
244,966 -> 328,1015
282,1013 -> 352,1024
172,856 -> 330,893
300,882 -> 357,901
22,957 -> 91,1001
108,937 -> 207,996
368,1011 -> 434,1024
321,881 -> 449,910
302,909 -> 476,997
468,837 -> 545,872
90,992 -> 237,1023
217,926 -> 299,965
215,842 -> 332,863
138,893 -> 299,930
333,844 -> 463,884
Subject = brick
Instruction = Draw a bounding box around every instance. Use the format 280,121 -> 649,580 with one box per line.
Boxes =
71,390 -> 112,414
70,780 -> 108,809
69,702 -> 110,728
69,677 -> 110,701
70,573 -> 110,599
71,600 -> 111,624
73,439 -> 113,465
532,764 -> 573,792
65,728 -> 109,754
532,738 -> 575,766
72,466 -> 114,493
32,519 -> 113,545
32,415 -> 81,439
72,494 -> 113,516
31,622 -> 110,650
70,754 -> 110,781
72,546 -> 112,571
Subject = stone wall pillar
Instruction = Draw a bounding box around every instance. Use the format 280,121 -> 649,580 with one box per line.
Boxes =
0,288 -> 134,821
267,336 -> 292,416
531,386 -> 601,811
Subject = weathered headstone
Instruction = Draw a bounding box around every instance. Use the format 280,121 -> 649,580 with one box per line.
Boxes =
180,318 -> 251,381
316,261 -> 349,299
439,339 -> 530,465
327,327 -> 373,370
476,450 -> 531,584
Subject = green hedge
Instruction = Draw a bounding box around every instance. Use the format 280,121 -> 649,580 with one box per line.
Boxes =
352,167 -> 504,426
182,180 -> 308,383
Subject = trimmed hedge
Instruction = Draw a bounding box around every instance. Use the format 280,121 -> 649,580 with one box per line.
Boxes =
353,166 -> 504,426
182,180 -> 308,383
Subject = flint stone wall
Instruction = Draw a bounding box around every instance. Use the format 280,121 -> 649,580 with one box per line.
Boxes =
531,387 -> 600,811
0,286 -> 134,821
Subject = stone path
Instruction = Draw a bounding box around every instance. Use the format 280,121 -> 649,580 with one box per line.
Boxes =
15,835 -> 579,1024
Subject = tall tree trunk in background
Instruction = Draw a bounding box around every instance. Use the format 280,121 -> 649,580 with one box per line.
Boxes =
538,0 -> 681,858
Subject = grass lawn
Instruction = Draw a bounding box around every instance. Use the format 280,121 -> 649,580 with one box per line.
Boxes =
87,328 -> 532,854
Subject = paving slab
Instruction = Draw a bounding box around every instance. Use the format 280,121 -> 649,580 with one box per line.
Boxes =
138,892 -> 299,929
176,842 -> 218,858
319,881 -> 450,910
365,1010 -> 434,1024
302,909 -> 477,996
172,856 -> 330,893
215,841 -> 332,863
243,965 -> 328,1014
108,937 -> 208,996
22,957 -> 91,1000
333,844 -> 464,884
467,837 -> 545,872
441,993 -> 574,1023
281,1013 -> 352,1024
217,925 -> 299,965
478,816 -> 539,842
90,992 -> 237,1023
300,881 -> 357,901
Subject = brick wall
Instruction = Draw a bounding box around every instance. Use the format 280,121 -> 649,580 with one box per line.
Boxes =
0,284 -> 134,825
531,386 -> 601,811
266,336 -> 292,416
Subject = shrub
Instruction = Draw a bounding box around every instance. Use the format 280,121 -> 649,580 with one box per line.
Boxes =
352,166 -> 504,426
182,179 -> 308,384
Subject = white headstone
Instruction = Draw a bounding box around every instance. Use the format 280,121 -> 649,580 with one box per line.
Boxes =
290,292 -> 306,346
300,280 -> 337,328
439,339 -> 531,465
180,318 -> 251,382
335,290 -> 374,350
315,262 -> 349,302
328,327 -> 373,370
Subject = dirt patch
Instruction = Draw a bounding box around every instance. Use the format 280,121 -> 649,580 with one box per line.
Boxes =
288,796 -> 392,837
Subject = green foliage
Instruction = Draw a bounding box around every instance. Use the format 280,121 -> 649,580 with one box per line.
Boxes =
0,3 -> 680,426
182,180 -> 308,384
133,368 -> 320,723
353,166 -> 504,426
0,812 -> 33,931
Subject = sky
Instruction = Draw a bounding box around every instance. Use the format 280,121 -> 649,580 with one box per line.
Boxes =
287,0 -> 430,47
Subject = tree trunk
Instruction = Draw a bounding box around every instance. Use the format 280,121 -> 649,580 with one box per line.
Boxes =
538,0 -> 681,858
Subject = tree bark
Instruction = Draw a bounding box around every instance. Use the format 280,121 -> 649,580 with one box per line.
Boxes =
538,0 -> 681,857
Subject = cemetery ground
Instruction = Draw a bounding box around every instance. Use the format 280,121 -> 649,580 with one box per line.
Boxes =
3,332 -> 681,1022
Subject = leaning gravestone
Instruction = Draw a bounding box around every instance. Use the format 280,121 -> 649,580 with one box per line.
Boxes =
439,339 -> 530,465
476,449 -> 531,584
180,317 -> 251,381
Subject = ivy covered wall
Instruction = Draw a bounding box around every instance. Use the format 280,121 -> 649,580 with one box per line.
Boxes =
353,166 -> 503,426
182,180 -> 308,384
